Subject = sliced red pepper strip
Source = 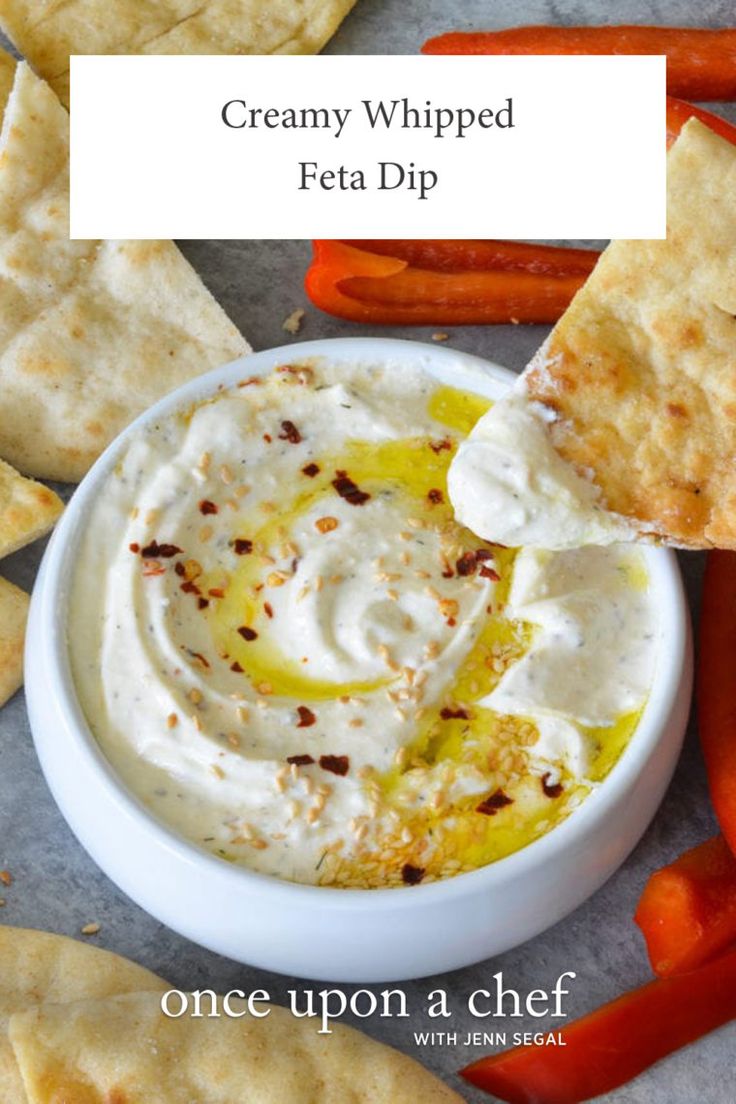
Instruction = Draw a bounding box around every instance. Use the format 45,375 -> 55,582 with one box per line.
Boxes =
635,835 -> 736,976
667,95 -> 736,149
341,239 -> 598,277
422,26 -> 736,100
699,551 -> 736,856
305,240 -> 598,326
461,945 -> 736,1104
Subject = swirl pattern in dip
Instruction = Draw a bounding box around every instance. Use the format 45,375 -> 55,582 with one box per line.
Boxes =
69,358 -> 660,888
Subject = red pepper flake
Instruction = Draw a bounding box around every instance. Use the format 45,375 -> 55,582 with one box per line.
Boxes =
238,626 -> 258,641
141,541 -> 182,559
238,376 -> 262,387
541,772 -> 564,799
174,562 -> 186,576
180,580 -> 201,595
332,470 -> 370,506
480,565 -> 501,582
319,754 -> 350,776
208,588 -> 225,599
264,602 -> 274,619
0,870 -> 12,887
287,754 -> 315,766
189,651 -> 210,669
279,420 -> 302,444
129,542 -> 140,553
263,433 -> 272,443
233,538 -> 253,555
142,563 -> 166,577
427,488 -> 444,505
296,706 -> 316,728
199,499 -> 218,516
302,462 -> 320,478
440,706 -> 470,720
456,551 -> 479,576
476,789 -> 514,816
401,863 -> 426,886
429,437 -> 452,454
198,597 -> 209,610
230,661 -> 244,673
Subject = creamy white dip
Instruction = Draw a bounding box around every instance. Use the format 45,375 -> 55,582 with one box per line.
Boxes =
69,359 -> 660,888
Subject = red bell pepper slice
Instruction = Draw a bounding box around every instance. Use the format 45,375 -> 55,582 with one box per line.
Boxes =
422,26 -> 736,101
305,240 -> 598,326
635,835 -> 736,976
666,95 -> 736,149
699,551 -> 736,856
461,944 -> 736,1103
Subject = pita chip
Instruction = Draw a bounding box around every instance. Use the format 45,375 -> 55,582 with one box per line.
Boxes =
0,458 -> 63,557
0,927 -> 167,1104
0,61 -> 249,482
451,119 -> 736,551
0,577 -> 27,707
9,992 -> 463,1104
0,46 -> 14,116
0,0 -> 358,105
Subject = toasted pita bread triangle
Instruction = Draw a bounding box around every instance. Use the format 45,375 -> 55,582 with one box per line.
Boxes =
0,457 -> 63,557
9,991 -> 463,1104
0,577 -> 28,708
0,48 -> 14,118
0,927 -> 167,1104
524,118 -> 736,549
0,0 -> 358,105
0,61 -> 249,482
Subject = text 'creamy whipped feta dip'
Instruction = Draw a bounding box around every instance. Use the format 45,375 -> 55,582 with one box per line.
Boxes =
69,358 -> 660,889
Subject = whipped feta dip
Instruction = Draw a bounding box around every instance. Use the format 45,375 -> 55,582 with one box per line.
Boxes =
69,359 -> 660,888
448,386 -> 640,550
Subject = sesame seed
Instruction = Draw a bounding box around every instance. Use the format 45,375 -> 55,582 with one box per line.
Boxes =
315,516 -> 339,533
81,923 -> 100,936
189,688 -> 203,705
267,572 -> 287,587
167,713 -> 178,729
220,464 -> 234,484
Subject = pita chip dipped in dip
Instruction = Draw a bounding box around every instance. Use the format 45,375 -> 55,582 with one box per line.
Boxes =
450,119 -> 736,551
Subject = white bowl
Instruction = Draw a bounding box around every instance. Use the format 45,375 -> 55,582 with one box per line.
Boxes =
26,338 -> 692,983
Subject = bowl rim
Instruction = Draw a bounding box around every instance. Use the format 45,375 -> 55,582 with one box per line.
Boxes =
31,336 -> 690,912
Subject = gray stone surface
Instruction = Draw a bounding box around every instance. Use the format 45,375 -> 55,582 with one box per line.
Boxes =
1,2 -> 734,1101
